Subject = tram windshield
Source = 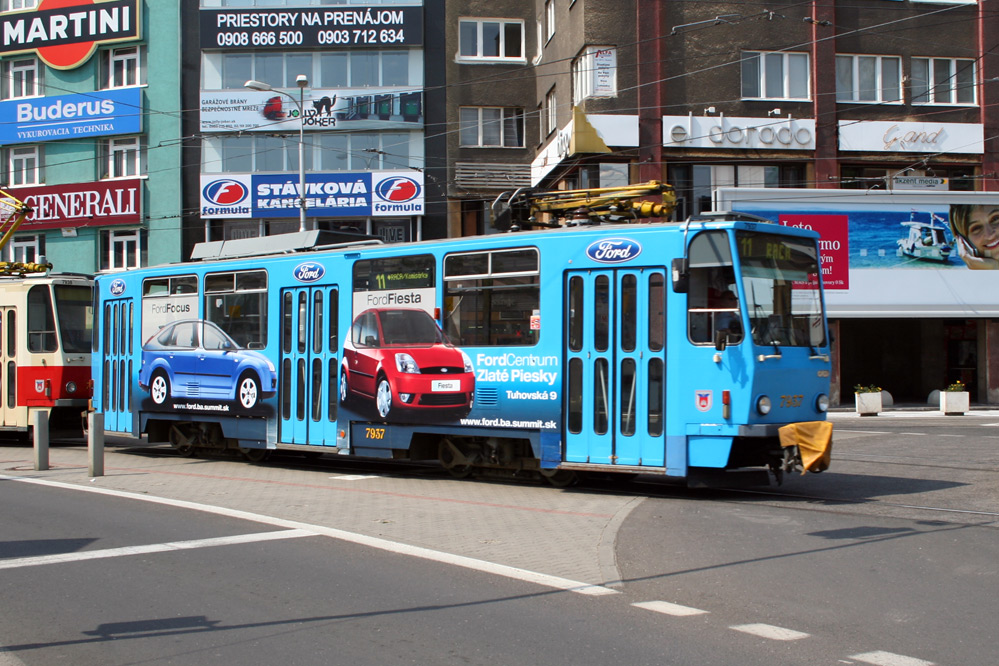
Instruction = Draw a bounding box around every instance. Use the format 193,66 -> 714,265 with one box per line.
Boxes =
54,285 -> 94,353
736,231 -> 826,348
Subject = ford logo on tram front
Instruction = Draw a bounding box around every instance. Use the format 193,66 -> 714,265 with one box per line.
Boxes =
293,262 -> 325,283
375,177 -> 421,203
203,179 -> 249,206
586,238 -> 642,264
109,279 -> 126,296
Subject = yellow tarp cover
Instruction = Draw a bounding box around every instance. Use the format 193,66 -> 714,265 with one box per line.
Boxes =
779,421 -> 833,474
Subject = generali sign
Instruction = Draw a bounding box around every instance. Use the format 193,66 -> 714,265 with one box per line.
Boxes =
7,179 -> 142,230
1,0 -> 140,70
838,120 -> 983,154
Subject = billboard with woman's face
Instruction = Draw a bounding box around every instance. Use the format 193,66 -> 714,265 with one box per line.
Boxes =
715,188 -> 999,317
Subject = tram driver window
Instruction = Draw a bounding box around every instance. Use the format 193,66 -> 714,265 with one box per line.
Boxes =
443,248 -> 540,346
686,232 -> 744,346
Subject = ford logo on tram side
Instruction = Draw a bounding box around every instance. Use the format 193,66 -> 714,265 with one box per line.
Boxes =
586,238 -> 642,264
109,279 -> 126,296
293,262 -> 325,283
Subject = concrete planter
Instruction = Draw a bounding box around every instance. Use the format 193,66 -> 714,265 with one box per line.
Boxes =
940,391 -> 969,416
855,392 -> 882,416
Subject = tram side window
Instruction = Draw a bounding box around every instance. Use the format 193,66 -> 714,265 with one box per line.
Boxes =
204,270 -> 268,349
686,231 -> 744,347
443,248 -> 540,346
27,285 -> 57,352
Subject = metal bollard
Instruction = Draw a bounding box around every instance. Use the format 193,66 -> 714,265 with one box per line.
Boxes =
88,412 -> 104,477
33,411 -> 49,471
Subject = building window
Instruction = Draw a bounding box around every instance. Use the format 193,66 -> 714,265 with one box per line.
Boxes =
4,235 -> 43,263
546,87 -> 557,136
459,107 -> 524,147
6,145 -> 40,186
102,46 -> 141,88
458,19 -> 525,62
1,57 -> 39,99
545,1 -> 555,42
212,51 -> 419,89
100,229 -> 144,272
741,51 -> 809,100
912,57 -> 975,105
204,131 -> 421,173
835,55 -> 901,103
572,47 -> 616,104
1,0 -> 37,10
103,137 -> 142,178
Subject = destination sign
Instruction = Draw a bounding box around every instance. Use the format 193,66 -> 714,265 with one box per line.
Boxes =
199,6 -> 423,49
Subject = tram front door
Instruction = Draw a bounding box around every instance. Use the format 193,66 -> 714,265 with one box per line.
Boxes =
0,307 -> 15,427
278,286 -> 340,446
563,268 -> 667,467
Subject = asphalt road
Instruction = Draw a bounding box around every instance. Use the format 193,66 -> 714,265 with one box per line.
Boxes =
0,410 -> 996,665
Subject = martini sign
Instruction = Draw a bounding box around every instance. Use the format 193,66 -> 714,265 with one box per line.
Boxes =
1,0 -> 140,70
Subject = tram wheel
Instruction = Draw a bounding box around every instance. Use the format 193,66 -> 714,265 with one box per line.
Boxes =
540,469 -> 578,488
168,424 -> 197,457
240,447 -> 271,463
438,439 -> 473,479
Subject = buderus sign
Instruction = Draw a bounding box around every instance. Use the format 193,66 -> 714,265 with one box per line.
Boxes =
586,238 -> 642,263
0,88 -> 142,145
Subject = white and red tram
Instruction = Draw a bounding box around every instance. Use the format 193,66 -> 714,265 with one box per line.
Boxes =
0,273 -> 93,439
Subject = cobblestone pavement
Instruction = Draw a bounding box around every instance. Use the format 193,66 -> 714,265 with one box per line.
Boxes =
0,438 -> 644,587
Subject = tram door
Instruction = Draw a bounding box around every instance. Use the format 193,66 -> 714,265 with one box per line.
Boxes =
102,299 -> 134,433
564,269 -> 667,467
0,307 -> 16,427
278,286 -> 339,445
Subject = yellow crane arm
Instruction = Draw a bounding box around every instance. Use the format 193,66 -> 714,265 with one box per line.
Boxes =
493,180 -> 677,230
0,189 -> 48,276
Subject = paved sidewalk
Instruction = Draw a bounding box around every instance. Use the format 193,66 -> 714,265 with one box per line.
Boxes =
0,438 -> 643,588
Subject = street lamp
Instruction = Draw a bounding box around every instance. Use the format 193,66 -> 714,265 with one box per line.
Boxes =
245,75 -> 309,232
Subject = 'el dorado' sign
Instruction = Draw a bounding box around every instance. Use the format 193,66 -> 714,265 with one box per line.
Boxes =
0,0 -> 140,70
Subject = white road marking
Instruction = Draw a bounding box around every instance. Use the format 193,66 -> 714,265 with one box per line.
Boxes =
0,529 -> 314,570
1,475 -> 618,597
849,650 -> 935,666
730,623 -> 809,641
632,600 -> 708,616
329,475 -> 378,481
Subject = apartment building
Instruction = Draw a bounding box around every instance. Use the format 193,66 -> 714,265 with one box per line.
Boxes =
0,0 -> 184,273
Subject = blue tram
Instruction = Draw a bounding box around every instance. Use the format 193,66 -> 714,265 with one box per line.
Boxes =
93,217 -> 832,486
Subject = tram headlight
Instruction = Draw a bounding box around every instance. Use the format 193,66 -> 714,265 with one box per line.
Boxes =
815,393 -> 830,413
65,381 -> 77,394
396,352 -> 419,374
756,395 -> 772,415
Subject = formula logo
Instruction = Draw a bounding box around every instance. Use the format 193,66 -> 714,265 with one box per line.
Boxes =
375,177 -> 420,203
293,262 -> 325,283
695,390 -> 713,412
586,238 -> 642,264
109,278 -> 126,296
203,179 -> 249,206
200,175 -> 252,218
